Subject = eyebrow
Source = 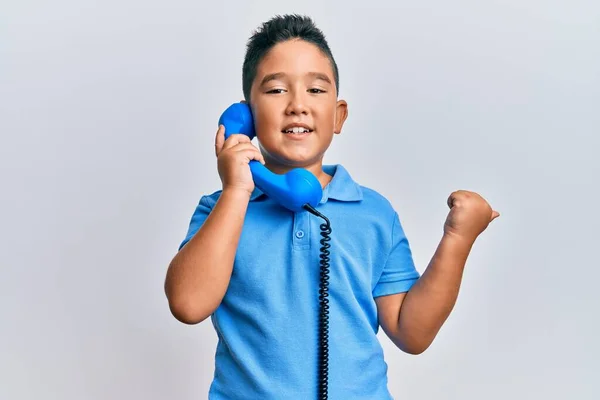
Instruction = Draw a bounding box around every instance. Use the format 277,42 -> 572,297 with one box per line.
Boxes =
309,72 -> 332,84
259,72 -> 332,86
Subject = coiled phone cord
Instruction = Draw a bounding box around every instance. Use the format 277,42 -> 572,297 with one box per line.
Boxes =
304,204 -> 331,400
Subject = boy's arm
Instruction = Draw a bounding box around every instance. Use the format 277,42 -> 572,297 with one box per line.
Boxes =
164,125 -> 265,325
165,188 -> 251,324
376,190 -> 499,354
376,231 -> 473,354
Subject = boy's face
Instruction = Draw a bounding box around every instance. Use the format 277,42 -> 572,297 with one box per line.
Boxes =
248,39 -> 348,175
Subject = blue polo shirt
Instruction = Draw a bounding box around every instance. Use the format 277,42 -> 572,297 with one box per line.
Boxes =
178,164 -> 420,399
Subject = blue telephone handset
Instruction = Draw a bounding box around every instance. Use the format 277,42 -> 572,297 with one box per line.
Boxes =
218,102 -> 323,213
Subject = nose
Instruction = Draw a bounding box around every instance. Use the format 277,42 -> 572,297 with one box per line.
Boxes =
285,91 -> 308,116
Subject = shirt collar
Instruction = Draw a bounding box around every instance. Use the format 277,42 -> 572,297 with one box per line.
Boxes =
249,164 -> 363,203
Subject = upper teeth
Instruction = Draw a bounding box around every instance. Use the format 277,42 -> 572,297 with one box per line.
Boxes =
286,127 -> 309,133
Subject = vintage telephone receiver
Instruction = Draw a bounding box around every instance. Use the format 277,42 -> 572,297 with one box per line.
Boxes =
218,102 -> 323,213
219,102 -> 333,400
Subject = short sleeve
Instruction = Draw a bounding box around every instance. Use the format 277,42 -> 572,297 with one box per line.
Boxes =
372,212 -> 420,298
178,196 -> 213,251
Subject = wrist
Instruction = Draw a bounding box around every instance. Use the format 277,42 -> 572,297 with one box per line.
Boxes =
442,230 -> 476,251
221,186 -> 253,201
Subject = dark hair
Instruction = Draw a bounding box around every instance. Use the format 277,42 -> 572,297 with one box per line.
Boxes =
242,14 -> 339,101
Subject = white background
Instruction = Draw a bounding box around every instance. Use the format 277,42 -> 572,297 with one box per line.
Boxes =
2,1 -> 598,399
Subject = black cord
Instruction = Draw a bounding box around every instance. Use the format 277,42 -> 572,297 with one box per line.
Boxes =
303,204 -> 331,400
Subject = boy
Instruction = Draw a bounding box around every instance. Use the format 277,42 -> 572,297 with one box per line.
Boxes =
165,14 -> 499,400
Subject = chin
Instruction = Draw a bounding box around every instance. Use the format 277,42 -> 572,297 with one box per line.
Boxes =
269,155 -> 318,169
261,144 -> 321,168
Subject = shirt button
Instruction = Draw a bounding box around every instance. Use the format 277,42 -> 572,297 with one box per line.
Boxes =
295,230 -> 305,238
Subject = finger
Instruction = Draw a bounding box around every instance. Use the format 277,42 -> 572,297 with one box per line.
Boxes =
229,143 -> 260,158
215,125 -> 225,156
254,150 -> 266,165
222,133 -> 251,150
239,146 -> 265,165
447,191 -> 460,208
238,148 -> 265,164
223,142 -> 265,164
229,142 -> 260,153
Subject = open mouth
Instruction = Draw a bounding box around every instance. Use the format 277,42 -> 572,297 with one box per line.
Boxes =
282,127 -> 314,134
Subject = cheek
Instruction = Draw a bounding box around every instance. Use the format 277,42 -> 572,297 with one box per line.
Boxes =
252,102 -> 279,127
251,110 -> 273,132
252,109 -> 281,141
315,106 -> 337,126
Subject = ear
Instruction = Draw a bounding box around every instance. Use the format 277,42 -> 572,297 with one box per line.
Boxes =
333,99 -> 348,134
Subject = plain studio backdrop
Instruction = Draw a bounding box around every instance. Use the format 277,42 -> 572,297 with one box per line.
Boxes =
1,1 -> 598,399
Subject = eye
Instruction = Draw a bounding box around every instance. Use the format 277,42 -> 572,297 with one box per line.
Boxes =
266,88 -> 286,94
308,88 -> 326,94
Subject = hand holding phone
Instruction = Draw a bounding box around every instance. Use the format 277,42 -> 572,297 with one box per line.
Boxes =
214,123 -> 265,197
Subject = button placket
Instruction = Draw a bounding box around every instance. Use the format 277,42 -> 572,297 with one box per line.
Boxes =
292,210 -> 310,249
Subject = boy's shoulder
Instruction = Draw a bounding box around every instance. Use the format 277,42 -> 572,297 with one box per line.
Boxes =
197,188 -> 224,208
325,163 -> 398,215
354,180 -> 394,204
351,182 -> 401,227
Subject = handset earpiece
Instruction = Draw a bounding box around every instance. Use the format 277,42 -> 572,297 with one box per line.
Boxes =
218,102 -> 256,141
218,102 -> 323,213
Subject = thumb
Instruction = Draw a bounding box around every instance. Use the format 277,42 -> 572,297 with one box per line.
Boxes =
215,124 -> 225,156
